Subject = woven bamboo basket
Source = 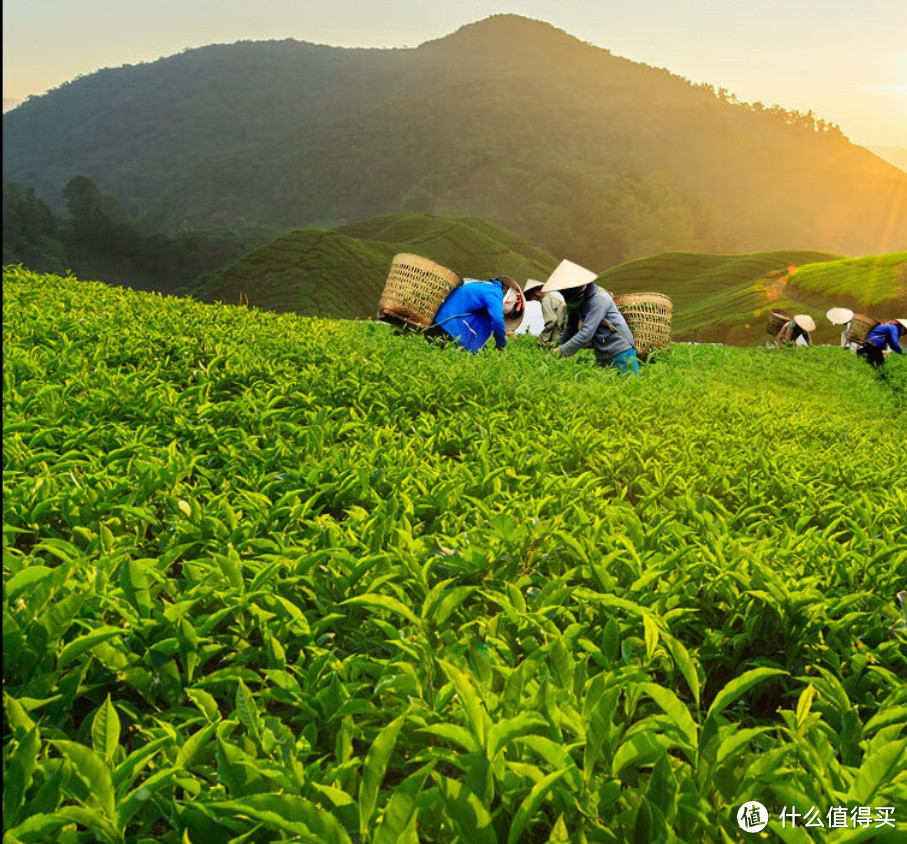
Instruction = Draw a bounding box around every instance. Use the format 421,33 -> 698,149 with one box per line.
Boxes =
378,253 -> 462,328
847,314 -> 879,344
613,292 -> 673,357
765,308 -> 793,337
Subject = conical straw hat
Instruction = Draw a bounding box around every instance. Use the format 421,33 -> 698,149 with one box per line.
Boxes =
896,319 -> 907,331
499,276 -> 525,331
541,259 -> 597,293
523,278 -> 544,294
794,314 -> 816,332
826,307 -> 854,325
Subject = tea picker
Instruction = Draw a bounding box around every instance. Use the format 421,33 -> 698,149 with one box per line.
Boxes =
376,253 -> 525,353
428,276 -> 525,353
522,278 -> 566,349
541,259 -> 641,374
774,314 -> 815,347
826,307 -> 855,351
856,319 -> 907,368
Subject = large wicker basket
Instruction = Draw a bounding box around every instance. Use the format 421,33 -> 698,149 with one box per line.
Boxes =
766,308 -> 793,337
847,314 -> 879,344
613,292 -> 673,357
378,253 -> 462,328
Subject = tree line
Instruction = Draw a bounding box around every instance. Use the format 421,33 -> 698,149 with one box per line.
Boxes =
2,176 -> 267,292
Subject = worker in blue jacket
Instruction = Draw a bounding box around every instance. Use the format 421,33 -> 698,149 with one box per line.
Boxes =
858,319 -> 907,367
430,277 -> 524,353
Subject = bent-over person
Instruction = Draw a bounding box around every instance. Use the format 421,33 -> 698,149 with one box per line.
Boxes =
857,319 -> 907,368
523,278 -> 566,349
428,276 -> 524,353
541,260 -> 639,374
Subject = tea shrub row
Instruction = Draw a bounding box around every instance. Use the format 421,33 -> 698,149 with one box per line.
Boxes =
3,267 -> 906,843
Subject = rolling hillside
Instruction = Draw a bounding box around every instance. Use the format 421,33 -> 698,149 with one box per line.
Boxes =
190,212 -> 904,345
4,15 -> 906,268
191,213 -> 559,317
599,251 -> 907,345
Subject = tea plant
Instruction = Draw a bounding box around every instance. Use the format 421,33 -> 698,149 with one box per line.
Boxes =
3,267 -> 906,843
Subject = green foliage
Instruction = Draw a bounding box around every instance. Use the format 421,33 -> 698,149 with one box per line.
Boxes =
3,267 -> 906,842
2,183 -> 66,274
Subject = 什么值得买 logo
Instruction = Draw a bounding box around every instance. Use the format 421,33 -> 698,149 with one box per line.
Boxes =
737,801 -> 769,833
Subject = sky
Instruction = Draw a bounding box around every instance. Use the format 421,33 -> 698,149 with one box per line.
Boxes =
3,0 -> 905,147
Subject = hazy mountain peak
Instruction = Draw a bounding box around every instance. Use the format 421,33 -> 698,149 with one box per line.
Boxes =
421,14 -> 591,56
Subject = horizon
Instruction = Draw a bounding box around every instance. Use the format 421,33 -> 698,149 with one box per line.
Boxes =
2,1 -> 906,148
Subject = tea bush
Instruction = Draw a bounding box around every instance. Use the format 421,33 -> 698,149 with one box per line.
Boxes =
3,267 -> 906,843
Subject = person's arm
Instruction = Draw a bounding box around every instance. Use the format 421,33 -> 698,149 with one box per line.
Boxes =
559,294 -> 606,357
776,322 -> 794,345
886,324 -> 903,353
485,285 -> 508,349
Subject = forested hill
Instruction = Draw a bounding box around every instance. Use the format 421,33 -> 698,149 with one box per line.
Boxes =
4,14 -> 906,268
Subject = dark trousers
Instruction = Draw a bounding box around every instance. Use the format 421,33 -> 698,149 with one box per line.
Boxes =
857,343 -> 885,367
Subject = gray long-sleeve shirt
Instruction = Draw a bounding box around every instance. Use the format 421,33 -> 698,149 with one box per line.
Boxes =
558,284 -> 635,363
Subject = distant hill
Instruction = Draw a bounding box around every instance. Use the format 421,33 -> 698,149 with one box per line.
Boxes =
868,146 -> 907,174
192,212 -> 904,346
191,212 -> 559,317
4,15 -> 906,268
598,251 -> 907,345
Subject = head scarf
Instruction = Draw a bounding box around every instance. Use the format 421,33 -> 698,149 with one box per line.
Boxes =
502,286 -> 521,315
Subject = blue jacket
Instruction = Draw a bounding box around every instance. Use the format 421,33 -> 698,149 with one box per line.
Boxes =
867,323 -> 904,353
433,280 -> 507,354
559,284 -> 635,363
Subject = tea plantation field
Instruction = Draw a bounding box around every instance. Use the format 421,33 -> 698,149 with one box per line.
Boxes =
3,266 -> 906,843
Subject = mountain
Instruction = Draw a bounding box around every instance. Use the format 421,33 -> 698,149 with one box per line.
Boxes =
190,212 -> 559,317
4,15 -> 906,268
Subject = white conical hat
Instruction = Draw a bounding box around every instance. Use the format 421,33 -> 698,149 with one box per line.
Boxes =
541,259 -> 598,293
794,314 -> 816,332
896,319 -> 907,331
826,307 -> 854,325
523,278 -> 544,294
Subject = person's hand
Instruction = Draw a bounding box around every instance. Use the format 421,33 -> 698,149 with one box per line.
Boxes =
550,347 -> 563,356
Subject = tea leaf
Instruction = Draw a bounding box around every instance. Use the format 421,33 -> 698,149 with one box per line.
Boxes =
91,695 -> 121,761
359,716 -> 404,839
434,773 -> 497,844
507,767 -> 572,844
706,668 -> 788,723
